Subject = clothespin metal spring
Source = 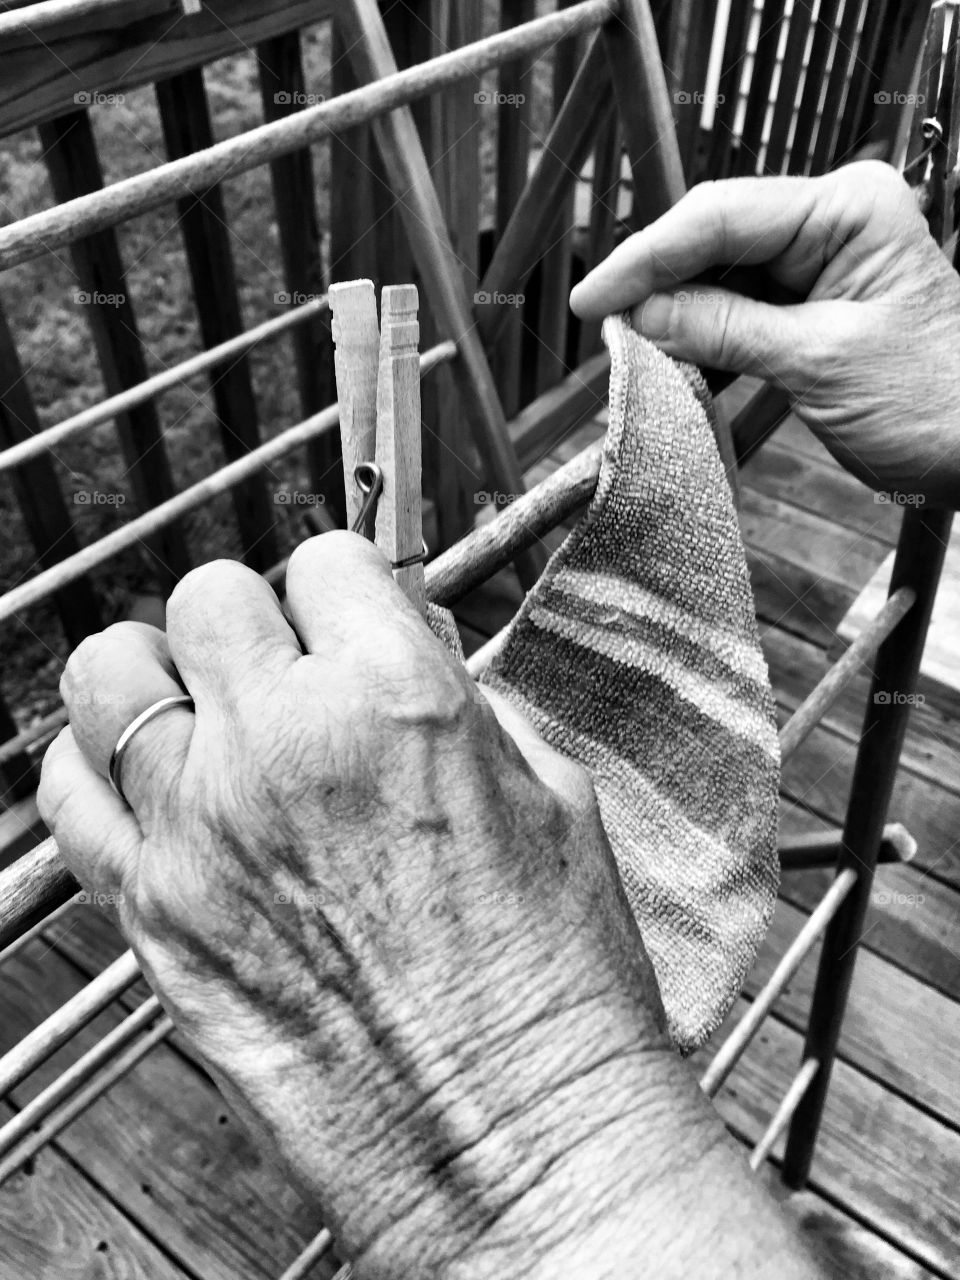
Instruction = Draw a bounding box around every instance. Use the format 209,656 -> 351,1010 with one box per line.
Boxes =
350,462 -> 383,540
351,461 -> 428,569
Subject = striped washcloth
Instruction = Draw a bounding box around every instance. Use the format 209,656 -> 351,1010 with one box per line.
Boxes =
479,314 -> 780,1053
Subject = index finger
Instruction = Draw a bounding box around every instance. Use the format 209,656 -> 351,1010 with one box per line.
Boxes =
165,559 -> 302,710
569,174 -> 825,321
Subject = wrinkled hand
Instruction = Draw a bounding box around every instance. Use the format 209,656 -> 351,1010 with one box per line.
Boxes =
38,534 -> 693,1278
571,160 -> 960,507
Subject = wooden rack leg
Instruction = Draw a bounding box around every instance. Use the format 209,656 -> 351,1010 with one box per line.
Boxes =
602,0 -> 685,225
781,505 -> 953,1188
340,0 -> 546,591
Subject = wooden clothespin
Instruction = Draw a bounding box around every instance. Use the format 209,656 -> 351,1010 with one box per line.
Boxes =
328,279 -> 426,618
329,280 -> 380,536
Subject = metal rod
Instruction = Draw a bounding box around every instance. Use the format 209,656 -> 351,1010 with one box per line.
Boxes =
0,1 -> 616,274
0,297 -> 330,475
778,822 -> 916,872
778,586 -> 916,761
0,949 -> 141,1097
277,1230 -> 335,1280
0,341 -> 455,627
699,869 -> 857,1099
749,1058 -> 820,1172
782,504 -> 953,1188
0,1014 -> 173,1187
0,996 -> 162,1158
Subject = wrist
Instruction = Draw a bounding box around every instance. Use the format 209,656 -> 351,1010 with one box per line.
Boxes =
350,984 -> 714,1277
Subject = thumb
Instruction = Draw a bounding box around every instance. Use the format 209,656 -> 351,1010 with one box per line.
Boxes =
632,286 -> 818,386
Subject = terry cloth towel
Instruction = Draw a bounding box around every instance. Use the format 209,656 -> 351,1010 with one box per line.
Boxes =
478,314 -> 781,1054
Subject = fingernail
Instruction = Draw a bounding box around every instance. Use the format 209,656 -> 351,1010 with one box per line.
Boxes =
636,292 -> 675,340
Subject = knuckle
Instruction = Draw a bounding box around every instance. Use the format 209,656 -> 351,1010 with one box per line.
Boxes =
166,558 -> 252,628
386,660 -> 477,734
37,735 -> 73,829
60,628 -> 113,699
344,622 -> 477,735
287,529 -> 389,597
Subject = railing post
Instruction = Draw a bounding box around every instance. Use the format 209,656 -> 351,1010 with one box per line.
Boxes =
782,503 -> 953,1187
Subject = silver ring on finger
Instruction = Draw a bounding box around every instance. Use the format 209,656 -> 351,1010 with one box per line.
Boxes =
108,694 -> 195,806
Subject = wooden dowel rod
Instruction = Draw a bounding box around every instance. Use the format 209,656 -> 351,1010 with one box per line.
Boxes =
778,586 -> 916,762
0,1 -> 616,274
0,706 -> 67,765
0,0 -> 171,39
748,1058 -> 820,1172
464,626 -> 510,678
0,431 -> 601,946
0,838 -> 79,951
277,1230 -> 335,1280
0,296 -> 329,476
0,1013 -> 173,1187
0,893 -> 77,966
699,869 -> 857,1100
0,948 -> 141,1097
0,996 -> 162,1158
425,442 -> 602,606
779,822 -> 916,872
0,341 -> 455,626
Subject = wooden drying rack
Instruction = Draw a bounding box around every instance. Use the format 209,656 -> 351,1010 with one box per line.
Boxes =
0,0 -> 953,1274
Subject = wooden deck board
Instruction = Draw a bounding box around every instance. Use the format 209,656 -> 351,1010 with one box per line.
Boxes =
749,548 -> 858,645
768,1183 -> 942,1280
779,717 -> 960,889
764,627 -> 960,800
0,1099 -> 191,1280
711,1001 -> 960,1277
740,488 -> 891,590
778,854 -> 960,1004
747,896 -> 960,1129
838,528 -> 960,709
0,943 -> 337,1280
740,438 -> 903,548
